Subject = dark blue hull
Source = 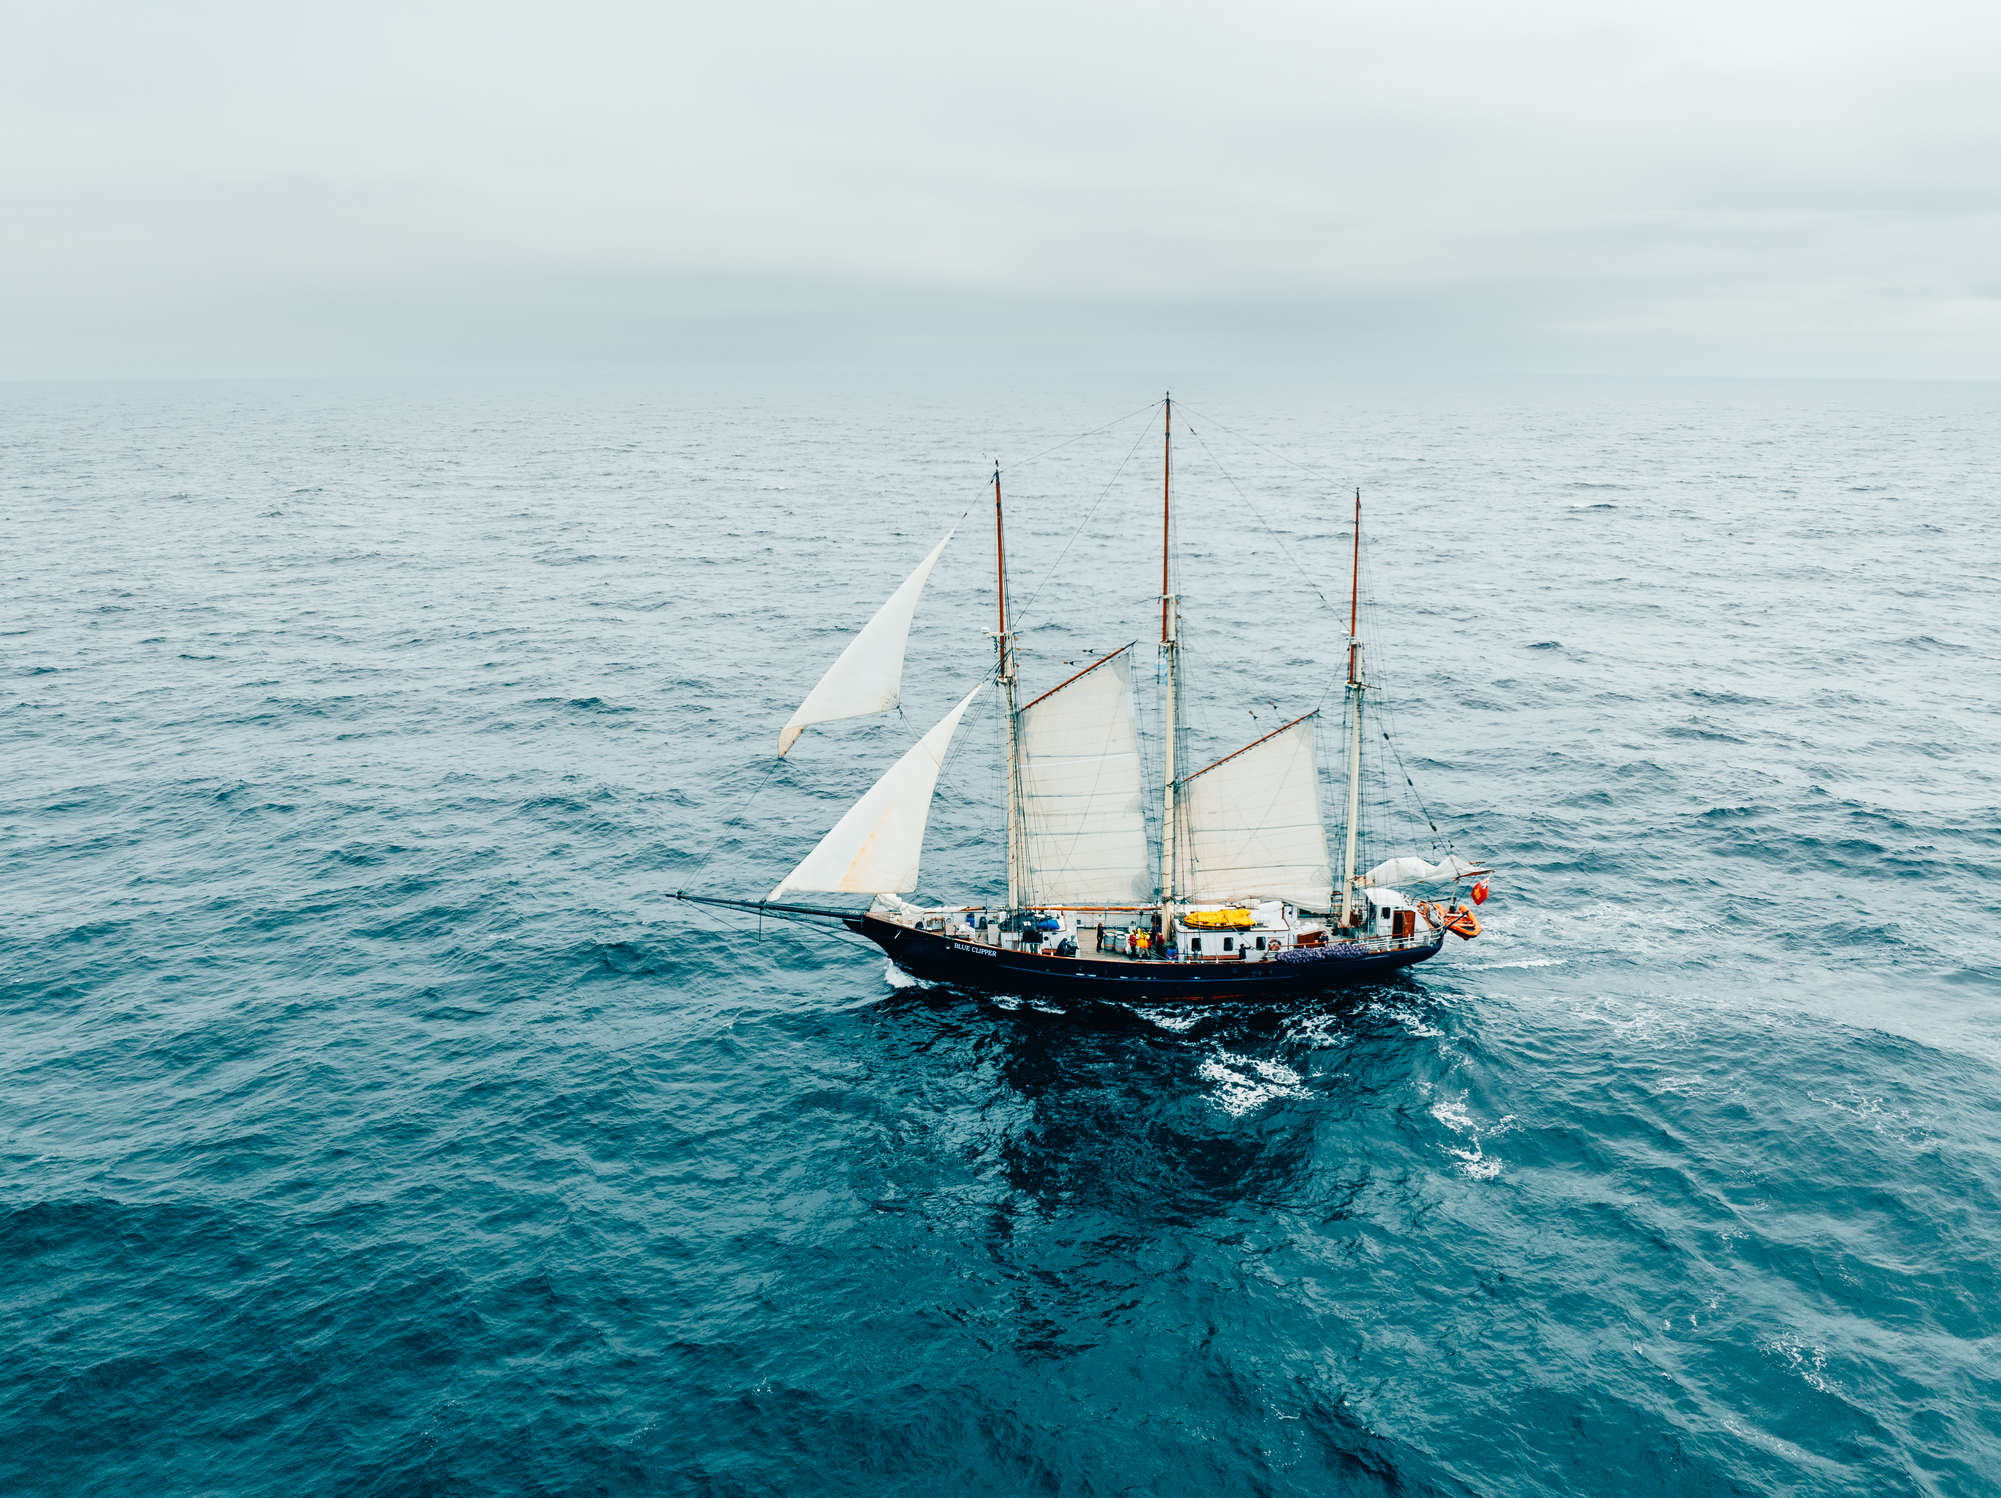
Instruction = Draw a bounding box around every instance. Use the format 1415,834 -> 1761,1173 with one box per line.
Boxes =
856,914 -> 1444,1002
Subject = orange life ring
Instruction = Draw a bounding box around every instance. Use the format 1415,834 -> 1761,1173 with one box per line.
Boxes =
1443,906 -> 1481,940
1416,901 -> 1443,931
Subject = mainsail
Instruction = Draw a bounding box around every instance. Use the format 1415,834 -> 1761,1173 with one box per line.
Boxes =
778,529 -> 953,756
1014,648 -> 1151,905
770,682 -> 983,898
1176,713 -> 1333,907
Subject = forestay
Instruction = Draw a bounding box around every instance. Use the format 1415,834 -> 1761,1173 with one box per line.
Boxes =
1176,713 -> 1332,908
771,682 -> 984,897
778,529 -> 953,756
1015,649 -> 1152,905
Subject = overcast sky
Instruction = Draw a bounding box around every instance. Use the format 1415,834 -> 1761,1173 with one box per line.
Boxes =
5,0 -> 1999,377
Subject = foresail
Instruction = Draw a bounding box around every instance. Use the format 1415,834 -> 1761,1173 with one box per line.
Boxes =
1176,713 -> 1332,907
770,682 -> 983,898
1016,648 -> 1151,905
778,529 -> 953,756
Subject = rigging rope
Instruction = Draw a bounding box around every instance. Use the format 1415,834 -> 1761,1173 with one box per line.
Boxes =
906,398 -> 1166,541
1002,397 -> 1164,478
1380,725 -> 1449,853
1012,404 -> 1161,627
686,752 -> 786,878
1182,407 -> 1459,866
1180,403 -> 1343,484
1181,419 -> 1346,623
673,890 -> 882,955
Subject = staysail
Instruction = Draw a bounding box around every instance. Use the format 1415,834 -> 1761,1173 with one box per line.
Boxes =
770,682 -> 984,898
778,529 -> 954,756
1015,648 -> 1152,905
1176,713 -> 1332,907
1360,854 -> 1488,887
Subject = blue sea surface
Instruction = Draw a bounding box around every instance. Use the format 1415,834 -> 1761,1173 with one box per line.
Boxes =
4,377 -> 1999,1496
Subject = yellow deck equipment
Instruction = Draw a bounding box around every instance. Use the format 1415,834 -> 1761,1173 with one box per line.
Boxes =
1182,908 -> 1254,930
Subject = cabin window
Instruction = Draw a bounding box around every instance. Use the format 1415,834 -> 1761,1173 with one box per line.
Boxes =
1190,936 -> 1202,954
1255,935 -> 1266,950
1222,936 -> 1234,952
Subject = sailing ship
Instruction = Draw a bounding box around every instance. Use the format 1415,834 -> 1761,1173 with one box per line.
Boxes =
676,398 -> 1491,1002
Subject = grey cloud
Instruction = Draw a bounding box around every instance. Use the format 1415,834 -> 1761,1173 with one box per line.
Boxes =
4,0 -> 1998,376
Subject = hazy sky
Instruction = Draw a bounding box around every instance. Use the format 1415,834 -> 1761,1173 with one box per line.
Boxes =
6,0 -> 1999,377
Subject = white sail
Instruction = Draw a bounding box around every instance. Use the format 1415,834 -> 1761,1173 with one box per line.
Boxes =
778,529 -> 954,756
1360,854 -> 1487,887
1176,713 -> 1332,907
771,682 -> 983,898
1015,649 -> 1152,905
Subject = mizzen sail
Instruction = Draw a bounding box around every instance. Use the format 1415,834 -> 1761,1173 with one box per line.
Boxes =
1015,648 -> 1152,905
1176,713 -> 1332,908
1360,854 -> 1488,886
778,529 -> 953,756
771,682 -> 984,898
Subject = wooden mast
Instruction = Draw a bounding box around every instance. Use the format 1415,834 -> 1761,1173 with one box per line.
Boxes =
1159,394 -> 1179,916
1338,487 -> 1365,929
995,463 -> 1023,909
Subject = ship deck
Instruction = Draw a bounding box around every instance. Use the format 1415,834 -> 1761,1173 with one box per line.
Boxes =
878,912 -> 1439,968
860,913 -> 1446,1001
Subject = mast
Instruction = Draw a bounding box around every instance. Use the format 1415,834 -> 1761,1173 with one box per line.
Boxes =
995,463 -> 1024,909
1159,394 -> 1180,913
1338,487 -> 1365,928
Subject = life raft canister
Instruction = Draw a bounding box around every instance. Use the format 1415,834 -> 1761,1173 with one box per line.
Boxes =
1416,901 -> 1443,931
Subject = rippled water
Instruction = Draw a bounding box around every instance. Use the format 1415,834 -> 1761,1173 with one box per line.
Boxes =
5,377 -> 1999,1495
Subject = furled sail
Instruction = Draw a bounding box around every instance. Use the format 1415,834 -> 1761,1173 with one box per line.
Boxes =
1176,713 -> 1332,908
1015,648 -> 1152,905
778,529 -> 954,756
1359,854 -> 1488,887
771,682 -> 984,898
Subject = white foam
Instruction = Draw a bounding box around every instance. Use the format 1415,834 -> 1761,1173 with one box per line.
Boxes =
1431,1092 -> 1510,1179
1765,1334 -> 1834,1394
1199,1051 -> 1309,1117
1431,1096 -> 1474,1132
1131,1005 -> 1202,1033
1449,1144 -> 1502,1181
1362,1000 -> 1442,1038
1655,1072 -> 1708,1095
1285,1010 -> 1351,1047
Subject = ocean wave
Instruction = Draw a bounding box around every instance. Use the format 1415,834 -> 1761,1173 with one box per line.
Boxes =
6,380 -> 1998,1496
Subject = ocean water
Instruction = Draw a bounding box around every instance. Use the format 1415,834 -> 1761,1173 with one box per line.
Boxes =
4,376 -> 1999,1496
